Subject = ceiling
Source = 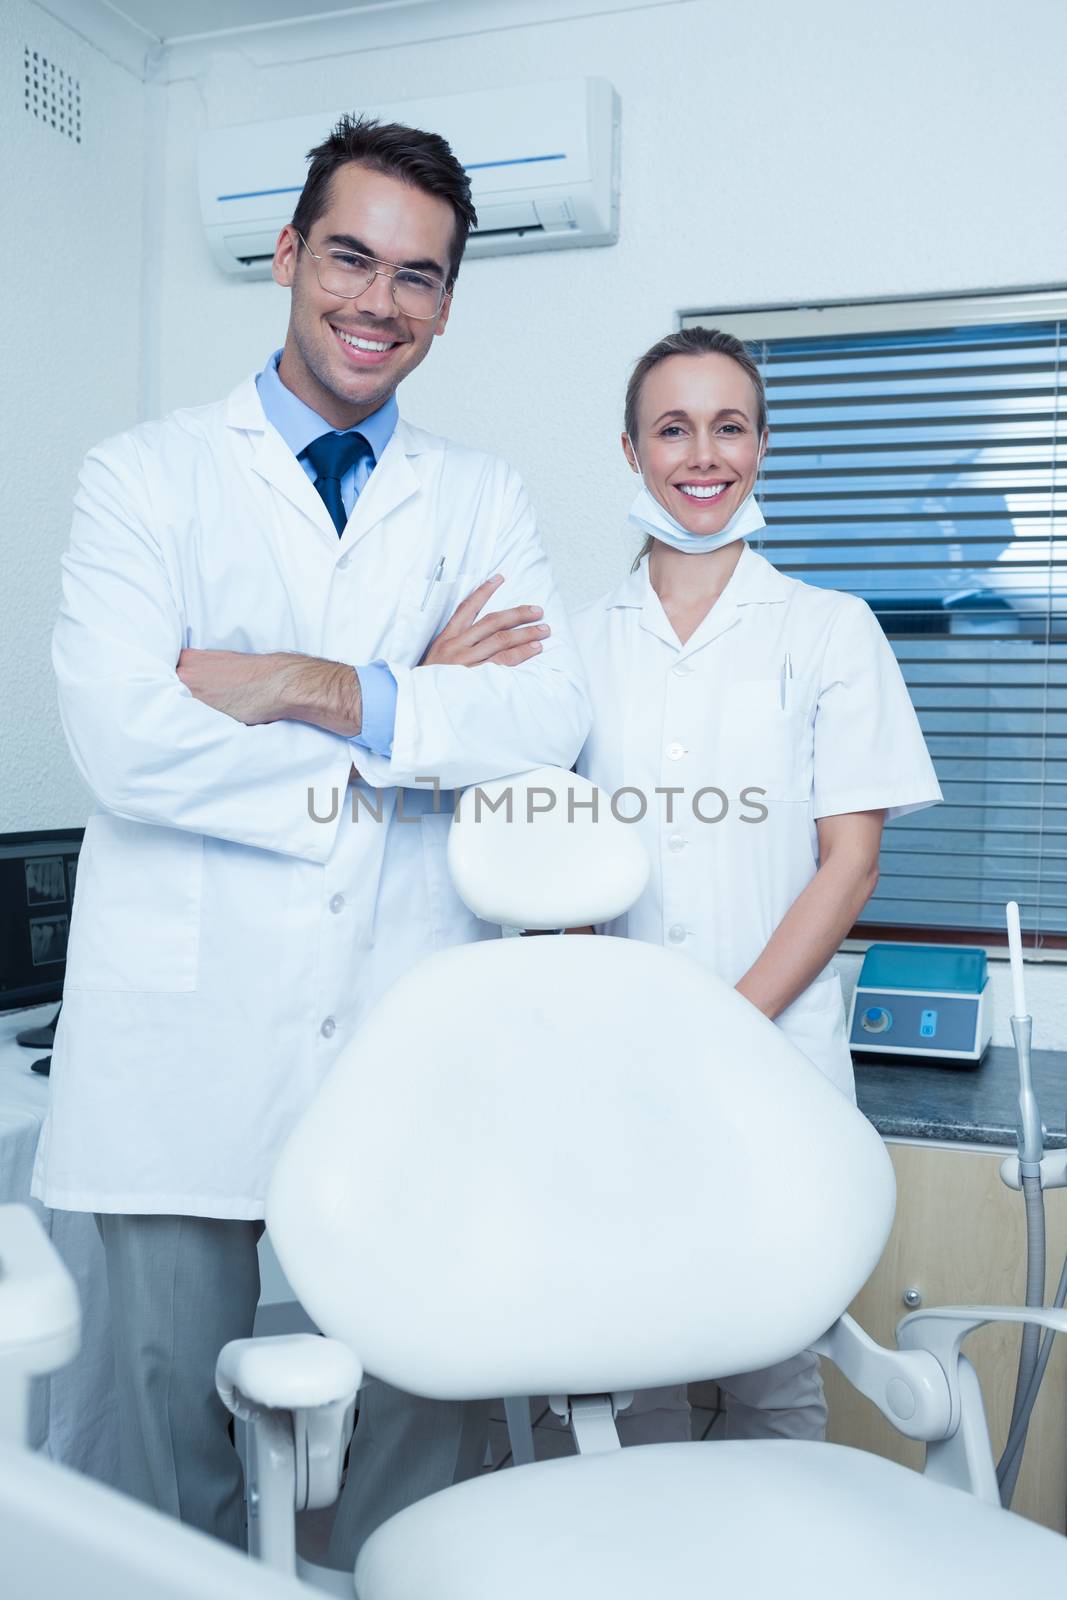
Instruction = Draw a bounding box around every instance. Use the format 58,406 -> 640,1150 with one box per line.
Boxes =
40,0 -> 677,77
98,0 -> 425,45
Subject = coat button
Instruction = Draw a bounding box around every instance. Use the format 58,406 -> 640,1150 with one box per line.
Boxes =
320,1016 -> 337,1039
672,662 -> 692,677
666,742 -> 687,760
668,924 -> 688,943
667,834 -> 687,853
329,893 -> 346,913
337,553 -> 351,571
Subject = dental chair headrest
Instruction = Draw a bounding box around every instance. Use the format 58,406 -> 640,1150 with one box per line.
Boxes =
446,767 -> 649,929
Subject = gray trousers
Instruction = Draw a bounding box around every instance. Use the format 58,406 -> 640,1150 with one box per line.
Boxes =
95,1214 -> 490,1566
627,1355 -> 827,1445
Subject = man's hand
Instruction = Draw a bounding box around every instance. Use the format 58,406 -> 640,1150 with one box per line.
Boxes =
177,649 -> 362,737
421,575 -> 550,668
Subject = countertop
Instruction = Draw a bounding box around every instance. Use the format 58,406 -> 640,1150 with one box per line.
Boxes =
854,1045 -> 1067,1148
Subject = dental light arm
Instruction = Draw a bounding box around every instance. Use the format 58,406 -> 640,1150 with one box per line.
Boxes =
215,1334 -> 362,1576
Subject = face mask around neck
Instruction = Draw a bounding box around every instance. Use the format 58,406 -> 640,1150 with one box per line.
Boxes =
628,479 -> 766,555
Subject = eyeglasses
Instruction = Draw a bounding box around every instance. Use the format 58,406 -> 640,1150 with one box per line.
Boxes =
295,231 -> 449,321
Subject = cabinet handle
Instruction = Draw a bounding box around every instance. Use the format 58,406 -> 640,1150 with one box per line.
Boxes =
902,1287 -> 922,1309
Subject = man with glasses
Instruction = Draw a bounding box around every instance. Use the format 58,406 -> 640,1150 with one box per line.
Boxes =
35,116 -> 589,1565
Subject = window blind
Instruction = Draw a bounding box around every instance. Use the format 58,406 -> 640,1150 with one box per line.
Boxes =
683,296 -> 1067,947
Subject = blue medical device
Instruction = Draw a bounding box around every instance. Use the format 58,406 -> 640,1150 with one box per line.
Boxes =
848,943 -> 992,1064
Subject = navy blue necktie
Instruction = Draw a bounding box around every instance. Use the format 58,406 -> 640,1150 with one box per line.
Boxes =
300,430 -> 374,537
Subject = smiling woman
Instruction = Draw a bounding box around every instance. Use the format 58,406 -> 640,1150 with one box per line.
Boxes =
568,322 -> 942,1452
624,327 -> 769,565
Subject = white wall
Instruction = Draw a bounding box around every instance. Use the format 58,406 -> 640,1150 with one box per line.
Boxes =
153,0 -> 1067,609
0,0 -> 147,830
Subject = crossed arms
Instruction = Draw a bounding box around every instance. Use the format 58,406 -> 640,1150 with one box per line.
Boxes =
175,576 -> 552,735
55,441 -> 589,863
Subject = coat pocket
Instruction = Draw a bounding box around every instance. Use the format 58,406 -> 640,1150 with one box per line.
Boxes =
389,571 -> 482,665
64,813 -> 203,992
717,679 -> 812,803
776,973 -> 855,1099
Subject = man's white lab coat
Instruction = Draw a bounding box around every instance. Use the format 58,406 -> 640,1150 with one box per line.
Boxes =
33,376 -> 590,1217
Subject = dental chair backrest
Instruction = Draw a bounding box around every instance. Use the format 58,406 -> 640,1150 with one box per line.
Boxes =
267,768 -> 895,1401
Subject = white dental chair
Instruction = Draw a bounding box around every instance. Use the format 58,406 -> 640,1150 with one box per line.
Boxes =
0,1203 -> 311,1600
219,769 -> 1067,1597
0,1203 -> 80,1448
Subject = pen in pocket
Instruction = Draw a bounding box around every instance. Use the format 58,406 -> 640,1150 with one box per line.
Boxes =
420,557 -> 446,611
779,652 -> 793,710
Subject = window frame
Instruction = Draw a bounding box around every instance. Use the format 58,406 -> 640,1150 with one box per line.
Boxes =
679,288 -> 1067,959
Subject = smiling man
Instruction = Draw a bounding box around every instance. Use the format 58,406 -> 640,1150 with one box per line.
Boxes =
35,117 -> 589,1566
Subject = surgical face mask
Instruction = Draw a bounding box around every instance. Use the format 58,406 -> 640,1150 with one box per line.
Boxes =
628,479 -> 766,555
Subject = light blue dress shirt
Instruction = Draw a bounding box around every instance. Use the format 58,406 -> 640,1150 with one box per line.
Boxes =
256,349 -> 398,756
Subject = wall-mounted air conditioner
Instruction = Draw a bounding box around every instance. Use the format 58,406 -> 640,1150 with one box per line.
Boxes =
197,77 -> 620,279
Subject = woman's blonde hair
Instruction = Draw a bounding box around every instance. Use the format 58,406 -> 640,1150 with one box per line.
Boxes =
625,326 -> 767,569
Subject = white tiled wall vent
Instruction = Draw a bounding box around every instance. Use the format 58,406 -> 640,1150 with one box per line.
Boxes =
23,46 -> 81,143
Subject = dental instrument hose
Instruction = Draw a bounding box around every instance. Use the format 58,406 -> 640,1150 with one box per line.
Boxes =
996,904 -> 1047,1506
996,1164 -> 1045,1503
998,1239 -> 1067,1497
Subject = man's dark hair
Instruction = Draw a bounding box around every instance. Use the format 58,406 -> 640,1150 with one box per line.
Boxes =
291,114 -> 478,288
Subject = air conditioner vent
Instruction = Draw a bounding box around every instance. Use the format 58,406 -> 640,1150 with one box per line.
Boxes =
24,45 -> 81,143
199,79 -> 620,276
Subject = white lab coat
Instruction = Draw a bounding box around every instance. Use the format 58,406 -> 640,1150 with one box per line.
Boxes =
33,376 -> 590,1218
572,543 -> 942,1099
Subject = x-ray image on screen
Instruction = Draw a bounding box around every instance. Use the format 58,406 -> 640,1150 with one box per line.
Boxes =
30,914 -> 69,967
25,857 -> 67,907
1,832 -> 83,1008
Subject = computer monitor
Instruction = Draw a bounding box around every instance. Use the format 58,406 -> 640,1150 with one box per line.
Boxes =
0,829 -> 84,1013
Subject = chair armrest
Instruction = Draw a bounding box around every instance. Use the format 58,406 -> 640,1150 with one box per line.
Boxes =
0,1204 -> 80,1370
896,1305 -> 1067,1437
216,1335 -> 362,1514
0,1205 -> 81,1448
812,1315 -> 953,1441
216,1334 -> 362,1417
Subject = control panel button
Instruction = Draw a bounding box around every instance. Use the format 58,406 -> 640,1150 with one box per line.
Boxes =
860,1005 -> 892,1035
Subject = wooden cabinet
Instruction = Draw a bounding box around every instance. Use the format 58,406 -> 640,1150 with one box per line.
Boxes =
823,1139 -> 1067,1532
